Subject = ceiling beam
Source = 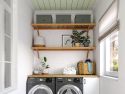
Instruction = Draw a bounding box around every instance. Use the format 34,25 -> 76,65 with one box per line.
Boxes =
36,0 -> 42,10
71,0 -> 73,10
89,0 -> 96,10
76,0 -> 80,9
42,0 -> 46,10
60,0 -> 61,10
81,0 -> 85,9
32,0 -> 39,10
48,0 -> 51,9
54,0 -> 56,10
66,0 -> 67,9
86,0 -> 91,9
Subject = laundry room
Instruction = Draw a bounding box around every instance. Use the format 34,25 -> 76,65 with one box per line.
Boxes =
0,0 -> 125,94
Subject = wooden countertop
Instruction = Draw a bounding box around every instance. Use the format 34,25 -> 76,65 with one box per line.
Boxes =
28,74 -> 99,78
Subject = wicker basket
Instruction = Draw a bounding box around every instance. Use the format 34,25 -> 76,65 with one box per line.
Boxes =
77,61 -> 96,75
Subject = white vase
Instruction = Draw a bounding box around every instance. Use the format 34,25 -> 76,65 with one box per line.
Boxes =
33,69 -> 39,74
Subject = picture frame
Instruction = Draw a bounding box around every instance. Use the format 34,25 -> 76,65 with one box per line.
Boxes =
62,35 -> 73,47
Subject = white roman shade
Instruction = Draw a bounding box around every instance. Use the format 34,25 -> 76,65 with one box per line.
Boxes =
99,0 -> 118,40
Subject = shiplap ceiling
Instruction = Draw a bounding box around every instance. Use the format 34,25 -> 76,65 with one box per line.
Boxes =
32,0 -> 96,10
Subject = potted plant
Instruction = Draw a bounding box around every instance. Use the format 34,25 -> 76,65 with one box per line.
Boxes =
40,57 -> 50,74
70,30 -> 91,47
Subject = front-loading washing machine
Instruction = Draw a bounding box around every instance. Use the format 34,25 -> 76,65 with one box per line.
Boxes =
56,77 -> 83,94
26,77 -> 55,94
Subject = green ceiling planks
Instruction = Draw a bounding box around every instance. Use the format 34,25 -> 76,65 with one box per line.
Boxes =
32,0 -> 96,10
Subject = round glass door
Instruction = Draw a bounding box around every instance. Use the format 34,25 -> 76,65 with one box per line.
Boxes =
28,85 -> 53,94
57,84 -> 82,94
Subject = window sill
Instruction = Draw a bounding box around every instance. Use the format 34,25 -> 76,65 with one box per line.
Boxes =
100,75 -> 118,81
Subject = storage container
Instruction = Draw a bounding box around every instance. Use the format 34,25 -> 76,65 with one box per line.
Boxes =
77,61 -> 96,75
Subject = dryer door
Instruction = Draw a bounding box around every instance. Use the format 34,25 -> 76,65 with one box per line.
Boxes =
28,85 -> 53,94
57,84 -> 82,94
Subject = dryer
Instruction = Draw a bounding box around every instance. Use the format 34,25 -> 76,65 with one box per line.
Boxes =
56,77 -> 83,94
26,77 -> 55,94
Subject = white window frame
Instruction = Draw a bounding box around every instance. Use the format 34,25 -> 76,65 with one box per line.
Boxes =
0,0 -> 17,93
100,29 -> 119,77
99,0 -> 119,77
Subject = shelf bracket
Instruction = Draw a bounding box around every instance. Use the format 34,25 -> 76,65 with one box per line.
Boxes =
86,50 -> 90,59
35,26 -> 40,59
87,24 -> 90,36
37,51 -> 40,59
86,25 -> 90,59
37,29 -> 40,36
36,25 -> 40,36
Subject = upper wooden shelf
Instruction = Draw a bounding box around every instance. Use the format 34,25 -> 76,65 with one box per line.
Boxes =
32,23 -> 95,30
32,47 -> 95,51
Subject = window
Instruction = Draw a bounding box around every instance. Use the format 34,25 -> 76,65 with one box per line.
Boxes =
99,0 -> 119,77
0,0 -> 17,93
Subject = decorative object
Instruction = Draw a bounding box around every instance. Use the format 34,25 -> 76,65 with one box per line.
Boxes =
74,43 -> 80,47
62,35 -> 72,47
33,56 -> 42,74
40,57 -> 50,74
70,30 -> 91,47
34,35 -> 45,47
85,59 -> 93,74
63,67 -> 76,74
43,68 -> 49,74
33,68 -> 39,74
33,64 -> 43,74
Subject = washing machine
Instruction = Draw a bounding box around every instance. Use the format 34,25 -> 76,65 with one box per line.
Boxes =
56,77 -> 83,94
26,77 -> 55,94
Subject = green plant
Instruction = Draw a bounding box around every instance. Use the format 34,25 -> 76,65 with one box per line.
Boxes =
113,59 -> 118,71
70,30 -> 91,47
40,57 -> 49,69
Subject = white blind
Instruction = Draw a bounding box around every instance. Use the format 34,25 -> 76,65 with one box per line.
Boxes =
99,0 -> 118,37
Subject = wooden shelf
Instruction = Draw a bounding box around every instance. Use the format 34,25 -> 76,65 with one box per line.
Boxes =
32,23 -> 95,30
28,74 -> 99,78
32,47 -> 96,51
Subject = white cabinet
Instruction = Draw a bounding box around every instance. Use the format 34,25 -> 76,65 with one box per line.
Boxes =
83,77 -> 99,94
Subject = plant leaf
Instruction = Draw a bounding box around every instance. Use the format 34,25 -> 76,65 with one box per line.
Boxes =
44,57 -> 47,62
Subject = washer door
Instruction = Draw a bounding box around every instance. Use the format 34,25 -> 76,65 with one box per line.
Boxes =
28,85 -> 53,94
57,84 -> 82,94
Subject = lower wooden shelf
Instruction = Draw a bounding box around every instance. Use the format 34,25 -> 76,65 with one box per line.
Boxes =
32,47 -> 95,51
28,74 -> 98,78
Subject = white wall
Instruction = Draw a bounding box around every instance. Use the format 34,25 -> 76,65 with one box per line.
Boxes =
119,0 -> 125,93
94,0 -> 125,94
9,0 -> 34,94
33,10 -> 94,74
34,30 -> 94,74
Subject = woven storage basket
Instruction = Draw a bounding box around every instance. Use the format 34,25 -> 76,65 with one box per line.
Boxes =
77,61 -> 96,75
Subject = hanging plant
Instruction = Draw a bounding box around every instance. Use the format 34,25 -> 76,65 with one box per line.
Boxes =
40,57 -> 50,69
